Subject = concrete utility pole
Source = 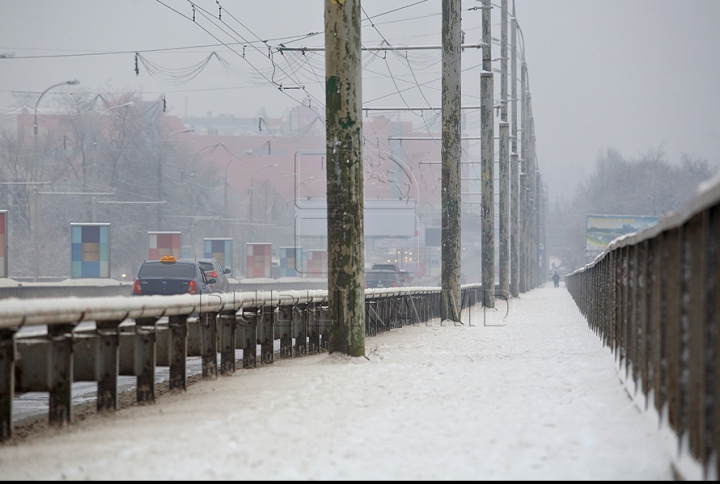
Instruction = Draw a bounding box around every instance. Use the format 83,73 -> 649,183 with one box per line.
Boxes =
519,60 -> 528,293
498,0 -> 510,296
525,93 -> 537,291
481,0 -> 495,308
325,0 -> 365,356
510,1 -> 519,298
529,104 -> 538,288
441,0 -> 462,323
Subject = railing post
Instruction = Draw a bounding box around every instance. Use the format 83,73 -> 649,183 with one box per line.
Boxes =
259,306 -> 274,364
628,244 -> 638,385
276,305 -> 293,358
665,227 -> 683,435
685,213 -> 708,465
0,329 -> 15,441
308,303 -> 321,353
95,320 -> 121,412
237,309 -> 257,369
168,315 -> 188,391
708,205 -> 720,480
48,324 -> 75,425
200,312 -> 218,379
294,305 -> 308,356
138,327 -> 157,403
218,310 -> 237,375
650,234 -> 664,417
638,240 -> 649,402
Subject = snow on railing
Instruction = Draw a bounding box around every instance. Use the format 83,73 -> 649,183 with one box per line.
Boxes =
565,174 -> 720,480
0,284 -> 484,442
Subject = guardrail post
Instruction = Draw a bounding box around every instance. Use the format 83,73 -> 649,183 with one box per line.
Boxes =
200,312 -> 218,379
0,329 -> 15,441
138,326 -> 157,403
95,320 -> 121,411
319,304 -> 331,350
259,306 -> 274,364
167,315 -> 188,391
48,323 -> 75,426
218,310 -> 236,375
308,303 -> 321,353
237,309 -> 257,369
294,305 -> 308,356
276,306 -> 293,358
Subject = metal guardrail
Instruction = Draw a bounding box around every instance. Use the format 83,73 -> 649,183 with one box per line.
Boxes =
0,279 -> 329,300
0,284 -> 484,441
566,175 -> 720,479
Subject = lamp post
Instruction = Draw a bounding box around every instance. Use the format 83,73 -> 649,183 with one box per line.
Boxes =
248,164 -> 279,223
33,79 -> 80,137
88,102 -> 134,189
31,80 -> 80,282
157,127 -> 194,229
94,102 -> 135,148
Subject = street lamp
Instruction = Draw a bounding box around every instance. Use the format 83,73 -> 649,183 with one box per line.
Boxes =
248,164 -> 279,223
33,80 -> 80,136
30,80 -> 79,282
94,102 -> 135,147
157,127 -> 194,229
98,101 -> 134,120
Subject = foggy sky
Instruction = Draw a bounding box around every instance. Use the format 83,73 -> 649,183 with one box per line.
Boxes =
1,0 -> 719,203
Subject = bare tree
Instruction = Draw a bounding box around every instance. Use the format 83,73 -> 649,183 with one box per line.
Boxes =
548,147 -> 717,272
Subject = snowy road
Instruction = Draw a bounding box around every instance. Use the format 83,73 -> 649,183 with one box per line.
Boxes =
0,284 -> 683,479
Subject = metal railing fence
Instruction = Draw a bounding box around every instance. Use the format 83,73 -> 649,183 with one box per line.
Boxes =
0,284 -> 483,441
566,176 -> 720,479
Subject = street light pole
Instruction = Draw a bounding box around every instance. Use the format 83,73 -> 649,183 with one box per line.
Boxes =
157,127 -> 194,229
88,102 -> 134,190
33,80 -> 80,137
31,79 -> 80,282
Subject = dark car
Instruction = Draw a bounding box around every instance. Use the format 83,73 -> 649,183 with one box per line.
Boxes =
364,269 -> 402,289
131,256 -> 215,296
371,263 -> 412,286
185,257 -> 231,292
371,263 -> 401,273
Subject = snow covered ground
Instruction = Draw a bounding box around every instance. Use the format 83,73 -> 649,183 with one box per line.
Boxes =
0,283 -> 689,479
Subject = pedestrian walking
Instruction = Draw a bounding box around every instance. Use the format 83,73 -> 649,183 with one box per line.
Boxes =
552,271 -> 560,288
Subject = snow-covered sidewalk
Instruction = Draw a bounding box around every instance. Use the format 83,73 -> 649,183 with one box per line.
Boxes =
0,284 -> 678,480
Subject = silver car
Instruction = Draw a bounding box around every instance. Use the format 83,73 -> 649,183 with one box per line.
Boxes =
184,257 -> 231,292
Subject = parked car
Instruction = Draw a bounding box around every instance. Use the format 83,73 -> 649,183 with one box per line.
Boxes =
184,257 -> 231,292
131,256 -> 215,296
364,269 -> 402,289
